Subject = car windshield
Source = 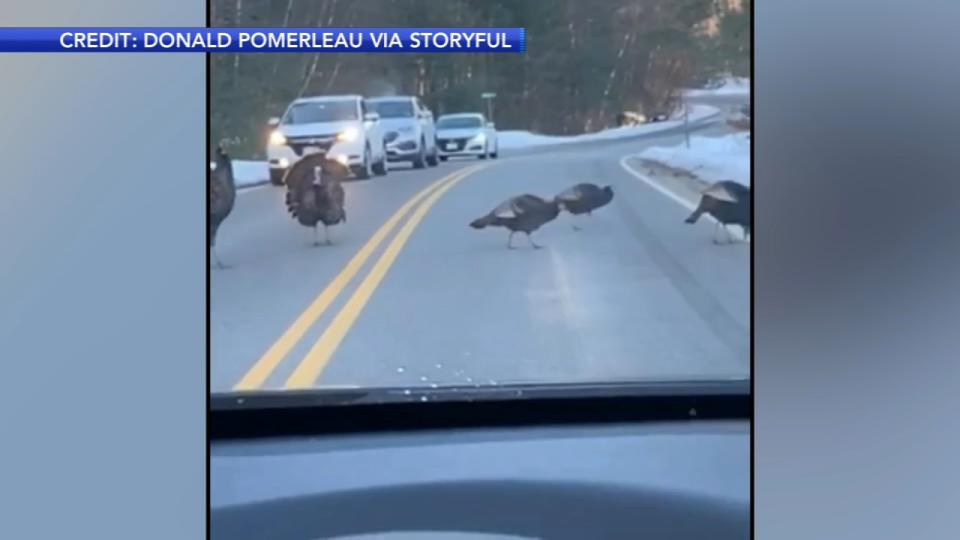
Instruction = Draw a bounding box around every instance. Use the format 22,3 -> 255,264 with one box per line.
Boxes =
437,116 -> 483,129
210,1 -> 751,402
368,100 -> 415,118
284,100 -> 358,124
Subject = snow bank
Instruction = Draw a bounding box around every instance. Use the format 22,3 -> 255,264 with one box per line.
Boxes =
209,159 -> 270,187
684,77 -> 751,97
638,132 -> 751,186
231,160 -> 270,187
498,104 -> 720,150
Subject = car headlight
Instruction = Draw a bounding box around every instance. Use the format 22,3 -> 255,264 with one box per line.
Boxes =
470,133 -> 486,143
337,127 -> 359,142
269,130 -> 287,146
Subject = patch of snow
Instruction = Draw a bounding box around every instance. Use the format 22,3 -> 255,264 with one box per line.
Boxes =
231,160 -> 270,187
684,77 -> 751,97
497,104 -> 720,150
209,159 -> 270,187
638,132 -> 751,187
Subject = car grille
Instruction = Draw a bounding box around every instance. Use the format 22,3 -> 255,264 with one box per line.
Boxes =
285,135 -> 337,157
437,137 -> 470,151
384,131 -> 399,143
397,140 -> 417,151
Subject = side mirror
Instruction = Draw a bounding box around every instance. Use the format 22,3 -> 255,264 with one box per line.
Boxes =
487,122 -> 496,129
268,117 -> 281,127
364,112 -> 380,123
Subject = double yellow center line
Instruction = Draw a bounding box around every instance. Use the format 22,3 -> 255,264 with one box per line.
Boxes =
234,163 -> 486,391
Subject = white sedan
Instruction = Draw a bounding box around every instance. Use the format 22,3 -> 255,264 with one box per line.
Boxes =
435,113 -> 498,161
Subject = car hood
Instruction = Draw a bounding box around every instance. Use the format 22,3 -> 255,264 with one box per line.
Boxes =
279,120 -> 360,138
436,127 -> 484,139
378,117 -> 419,133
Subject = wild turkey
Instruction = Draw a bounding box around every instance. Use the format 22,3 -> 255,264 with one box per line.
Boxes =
283,152 -> 349,246
555,183 -> 615,230
469,194 -> 561,249
685,180 -> 751,243
209,146 -> 236,269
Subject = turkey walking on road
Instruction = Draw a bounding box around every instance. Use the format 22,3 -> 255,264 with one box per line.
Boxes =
469,194 -> 561,249
283,152 -> 349,246
684,180 -> 751,244
555,183 -> 614,230
209,146 -> 236,269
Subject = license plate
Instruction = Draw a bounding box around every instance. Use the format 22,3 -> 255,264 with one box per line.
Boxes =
446,143 -> 458,151
302,146 -> 323,156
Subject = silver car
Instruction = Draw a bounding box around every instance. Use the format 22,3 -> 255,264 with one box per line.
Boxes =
435,113 -> 499,161
365,96 -> 439,169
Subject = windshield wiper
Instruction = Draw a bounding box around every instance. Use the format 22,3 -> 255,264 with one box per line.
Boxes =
211,378 -> 748,410
213,388 -> 374,409
210,379 -> 750,440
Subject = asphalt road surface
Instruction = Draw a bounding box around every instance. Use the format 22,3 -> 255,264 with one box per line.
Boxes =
211,102 -> 750,392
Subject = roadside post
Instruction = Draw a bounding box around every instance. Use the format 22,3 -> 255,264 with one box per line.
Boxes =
481,92 -> 496,123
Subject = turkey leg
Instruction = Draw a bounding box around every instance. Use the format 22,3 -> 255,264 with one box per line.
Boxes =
527,232 -> 543,249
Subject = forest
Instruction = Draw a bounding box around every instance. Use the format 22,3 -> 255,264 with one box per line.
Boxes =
211,0 -> 750,157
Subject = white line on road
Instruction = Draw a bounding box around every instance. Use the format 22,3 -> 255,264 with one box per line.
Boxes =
618,155 -> 698,211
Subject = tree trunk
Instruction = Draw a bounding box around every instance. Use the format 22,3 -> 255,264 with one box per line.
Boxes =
232,0 -> 243,88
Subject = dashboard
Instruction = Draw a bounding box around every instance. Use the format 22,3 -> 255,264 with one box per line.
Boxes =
211,419 -> 749,539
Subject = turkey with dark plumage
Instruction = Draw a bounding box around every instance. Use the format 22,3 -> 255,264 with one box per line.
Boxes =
469,194 -> 561,249
209,146 -> 235,268
283,152 -> 349,246
685,180 -> 751,243
555,183 -> 614,230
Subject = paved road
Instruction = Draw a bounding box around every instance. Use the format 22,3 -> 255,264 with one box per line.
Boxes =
211,105 -> 750,392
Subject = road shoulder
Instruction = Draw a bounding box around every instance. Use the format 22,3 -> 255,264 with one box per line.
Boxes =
619,155 -> 749,243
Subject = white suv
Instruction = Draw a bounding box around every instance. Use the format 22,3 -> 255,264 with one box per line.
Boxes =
266,95 -> 388,184
435,113 -> 498,161
366,96 -> 439,169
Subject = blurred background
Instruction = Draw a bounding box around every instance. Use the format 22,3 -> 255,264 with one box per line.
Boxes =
757,0 -> 960,538
0,2 -> 204,539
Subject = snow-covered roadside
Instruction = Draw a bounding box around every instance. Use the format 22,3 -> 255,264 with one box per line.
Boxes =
230,160 -> 271,188
638,132 -> 750,186
209,159 -> 271,188
498,104 -> 719,151
683,77 -> 750,98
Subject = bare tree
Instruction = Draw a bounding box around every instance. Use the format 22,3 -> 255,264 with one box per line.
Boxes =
210,0 -> 730,157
